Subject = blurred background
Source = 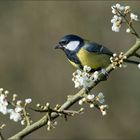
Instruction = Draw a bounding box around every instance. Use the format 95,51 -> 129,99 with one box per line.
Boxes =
0,1 -> 140,139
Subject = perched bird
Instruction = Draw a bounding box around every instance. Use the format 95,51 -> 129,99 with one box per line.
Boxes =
55,34 -> 139,72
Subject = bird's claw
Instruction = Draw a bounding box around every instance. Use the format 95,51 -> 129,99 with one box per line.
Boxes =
100,68 -> 109,81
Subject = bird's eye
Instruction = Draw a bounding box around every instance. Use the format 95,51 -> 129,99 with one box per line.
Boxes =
59,40 -> 69,46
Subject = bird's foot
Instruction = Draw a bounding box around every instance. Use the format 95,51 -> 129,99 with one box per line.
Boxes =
99,68 -> 109,81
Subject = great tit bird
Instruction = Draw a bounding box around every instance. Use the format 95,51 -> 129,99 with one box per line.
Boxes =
55,34 -> 139,71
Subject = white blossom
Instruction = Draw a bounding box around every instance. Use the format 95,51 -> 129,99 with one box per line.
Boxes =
53,121 -> 58,126
138,64 -> 140,69
96,92 -> 105,104
21,120 -> 25,125
90,104 -> 94,108
25,98 -> 32,104
101,110 -> 107,116
111,3 -> 125,13
111,23 -> 121,32
8,109 -> 22,122
119,6 -> 125,11
112,8 -> 117,14
87,94 -> 95,100
78,97 -> 87,105
47,127 -> 51,131
15,106 -> 23,113
92,71 -> 99,81
100,105 -> 108,116
0,88 -> 33,124
0,94 -> 8,114
47,120 -> 51,126
130,13 -> 139,21
111,15 -> 122,32
83,65 -> 91,72
115,3 -> 125,11
125,6 -> 130,11
4,90 -> 9,95
115,3 -> 120,8
126,28 -> 131,33
46,102 -> 50,107
72,66 -> 102,89
110,3 -> 139,33
111,15 -> 122,24
72,66 -> 94,89
74,82 -> 80,88
16,100 -> 22,105
79,100 -> 83,105
82,97 -> 86,102
113,53 -> 117,57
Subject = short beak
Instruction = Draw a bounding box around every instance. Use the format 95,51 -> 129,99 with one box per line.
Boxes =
54,44 -> 64,50
54,44 -> 60,49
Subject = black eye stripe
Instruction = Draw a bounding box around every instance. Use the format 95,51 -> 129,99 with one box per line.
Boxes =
59,40 -> 69,45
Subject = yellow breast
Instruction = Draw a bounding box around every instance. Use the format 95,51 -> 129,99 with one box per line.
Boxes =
77,48 -> 111,70
68,59 -> 80,69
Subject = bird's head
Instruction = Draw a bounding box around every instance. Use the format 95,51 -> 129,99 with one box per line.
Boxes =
55,34 -> 84,52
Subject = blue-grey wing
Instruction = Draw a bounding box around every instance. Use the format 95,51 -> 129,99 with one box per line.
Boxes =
83,41 -> 113,56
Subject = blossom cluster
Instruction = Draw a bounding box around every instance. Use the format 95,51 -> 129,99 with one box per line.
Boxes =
79,92 -> 108,116
72,65 -> 99,89
0,88 -> 32,125
110,52 -> 127,69
111,3 -> 139,33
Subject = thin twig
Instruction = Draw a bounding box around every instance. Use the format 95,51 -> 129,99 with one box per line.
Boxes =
30,107 -> 81,116
115,7 -> 140,38
22,107 -> 31,126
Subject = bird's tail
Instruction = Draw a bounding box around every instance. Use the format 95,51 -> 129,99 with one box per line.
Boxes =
124,59 -> 140,65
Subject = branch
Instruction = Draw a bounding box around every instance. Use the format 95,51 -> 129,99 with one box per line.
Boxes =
8,38 -> 140,140
135,53 -> 140,59
125,38 -> 140,57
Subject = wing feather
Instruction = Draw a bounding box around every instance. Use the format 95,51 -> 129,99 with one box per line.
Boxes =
83,41 -> 113,56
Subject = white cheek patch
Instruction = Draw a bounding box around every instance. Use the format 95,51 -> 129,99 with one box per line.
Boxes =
64,41 -> 80,51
